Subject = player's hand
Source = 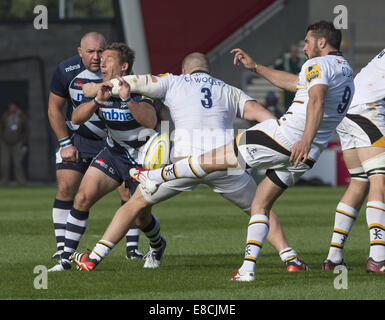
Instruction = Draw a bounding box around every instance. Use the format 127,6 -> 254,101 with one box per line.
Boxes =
289,140 -> 310,168
60,145 -> 79,162
82,83 -> 98,98
96,82 -> 113,102
118,77 -> 131,101
230,48 -> 256,70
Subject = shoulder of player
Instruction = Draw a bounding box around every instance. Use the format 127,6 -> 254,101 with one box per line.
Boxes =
57,55 -> 83,73
131,93 -> 155,104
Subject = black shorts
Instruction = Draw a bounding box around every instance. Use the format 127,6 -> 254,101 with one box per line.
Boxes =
90,147 -> 140,195
55,134 -> 106,174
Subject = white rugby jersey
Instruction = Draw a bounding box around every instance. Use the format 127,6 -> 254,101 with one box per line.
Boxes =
279,53 -> 354,160
152,72 -> 254,157
348,49 -> 385,113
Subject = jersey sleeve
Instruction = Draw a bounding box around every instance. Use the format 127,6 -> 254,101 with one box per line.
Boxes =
50,65 -> 68,98
232,87 -> 256,118
132,93 -> 155,105
154,73 -> 173,100
303,59 -> 331,90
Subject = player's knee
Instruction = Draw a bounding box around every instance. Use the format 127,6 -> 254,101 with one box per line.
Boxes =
131,188 -> 150,208
135,208 -> 152,228
362,152 -> 385,177
348,166 -> 369,182
73,190 -> 93,210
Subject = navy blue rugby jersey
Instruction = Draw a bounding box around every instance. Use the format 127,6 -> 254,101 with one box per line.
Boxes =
97,94 -> 157,165
50,55 -> 107,140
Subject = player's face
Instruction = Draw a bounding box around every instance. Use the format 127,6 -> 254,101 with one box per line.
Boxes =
303,31 -> 321,59
100,50 -> 123,81
79,38 -> 104,72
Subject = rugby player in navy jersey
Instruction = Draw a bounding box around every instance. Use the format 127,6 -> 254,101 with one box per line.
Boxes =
48,42 -> 165,271
47,33 -> 143,269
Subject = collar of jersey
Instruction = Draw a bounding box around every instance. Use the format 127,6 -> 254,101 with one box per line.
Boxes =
327,51 -> 343,56
190,70 -> 211,75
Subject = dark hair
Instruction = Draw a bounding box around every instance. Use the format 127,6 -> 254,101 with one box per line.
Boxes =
306,21 -> 342,50
8,100 -> 20,107
104,42 -> 135,73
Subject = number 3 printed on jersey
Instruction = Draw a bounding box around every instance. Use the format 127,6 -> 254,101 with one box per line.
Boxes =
201,88 -> 213,108
337,86 -> 352,114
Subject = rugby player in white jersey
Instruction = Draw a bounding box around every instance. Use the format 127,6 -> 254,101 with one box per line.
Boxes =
127,21 -> 355,281
71,52 -> 310,272
322,49 -> 385,273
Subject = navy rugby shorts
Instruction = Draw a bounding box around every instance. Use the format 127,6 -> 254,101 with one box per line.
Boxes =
90,147 -> 139,194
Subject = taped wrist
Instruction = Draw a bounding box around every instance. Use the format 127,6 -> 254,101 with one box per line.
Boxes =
110,75 -> 161,98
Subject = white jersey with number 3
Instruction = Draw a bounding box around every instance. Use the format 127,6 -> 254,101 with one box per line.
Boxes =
154,72 -> 254,157
279,54 -> 354,160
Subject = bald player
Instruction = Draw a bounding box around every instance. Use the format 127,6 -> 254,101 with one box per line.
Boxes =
72,52 -> 309,272
48,32 -> 142,268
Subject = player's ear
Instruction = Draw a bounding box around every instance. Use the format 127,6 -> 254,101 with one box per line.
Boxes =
318,37 -> 327,49
121,62 -> 129,73
77,47 -> 82,58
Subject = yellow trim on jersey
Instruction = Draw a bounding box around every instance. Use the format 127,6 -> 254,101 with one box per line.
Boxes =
296,86 -> 307,90
292,100 -> 304,104
141,95 -> 154,103
157,73 -> 169,78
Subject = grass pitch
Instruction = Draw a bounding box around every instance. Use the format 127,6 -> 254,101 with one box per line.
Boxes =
1,185 -> 384,300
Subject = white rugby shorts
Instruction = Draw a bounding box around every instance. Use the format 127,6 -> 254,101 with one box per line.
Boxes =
234,119 -> 315,188
337,105 -> 385,151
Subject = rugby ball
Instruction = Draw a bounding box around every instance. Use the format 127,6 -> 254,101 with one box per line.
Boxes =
140,132 -> 170,169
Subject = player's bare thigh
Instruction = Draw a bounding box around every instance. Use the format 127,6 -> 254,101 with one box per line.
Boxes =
199,143 -> 239,173
56,169 -> 84,201
74,166 -> 121,211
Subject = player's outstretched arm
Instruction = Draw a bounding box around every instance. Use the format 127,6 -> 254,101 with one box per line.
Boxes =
72,82 -> 113,124
290,84 -> 327,167
110,74 -> 164,99
242,100 -> 277,123
230,48 -> 299,92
